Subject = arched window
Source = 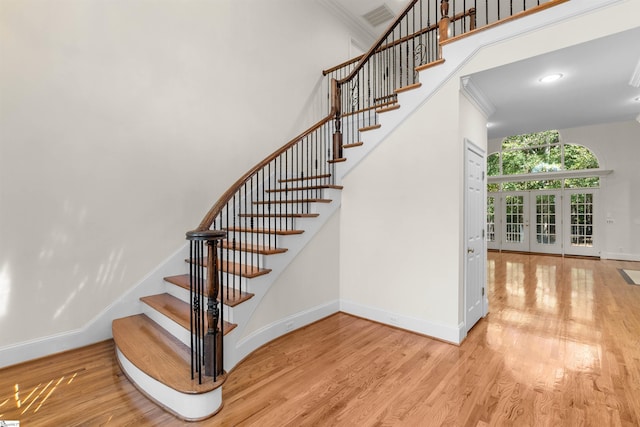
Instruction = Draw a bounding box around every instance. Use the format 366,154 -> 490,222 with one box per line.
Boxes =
487,130 -> 600,191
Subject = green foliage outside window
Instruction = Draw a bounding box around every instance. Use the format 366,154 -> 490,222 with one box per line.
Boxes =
487,130 -> 600,190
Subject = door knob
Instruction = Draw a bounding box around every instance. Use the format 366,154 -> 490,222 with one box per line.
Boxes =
467,248 -> 475,254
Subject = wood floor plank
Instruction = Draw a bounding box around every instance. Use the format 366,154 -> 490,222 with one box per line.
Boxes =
1,253 -> 639,425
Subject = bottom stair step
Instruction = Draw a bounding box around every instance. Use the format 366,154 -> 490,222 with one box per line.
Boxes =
113,314 -> 226,420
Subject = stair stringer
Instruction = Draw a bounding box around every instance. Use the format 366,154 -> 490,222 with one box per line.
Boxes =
221,188 -> 343,370
333,0 -> 624,183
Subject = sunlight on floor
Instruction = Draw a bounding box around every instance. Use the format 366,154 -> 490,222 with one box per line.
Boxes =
0,373 -> 78,419
486,322 -> 601,387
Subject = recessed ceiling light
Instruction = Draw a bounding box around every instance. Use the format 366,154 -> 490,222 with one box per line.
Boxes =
539,73 -> 564,83
634,96 -> 640,102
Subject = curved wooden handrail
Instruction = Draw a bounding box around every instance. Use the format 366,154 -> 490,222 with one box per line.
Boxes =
322,55 -> 364,77
322,20 -> 439,77
195,110 -> 336,232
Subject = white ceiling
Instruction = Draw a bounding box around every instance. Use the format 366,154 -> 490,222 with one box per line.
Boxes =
467,26 -> 640,140
321,1 -> 640,140
317,0 -> 404,48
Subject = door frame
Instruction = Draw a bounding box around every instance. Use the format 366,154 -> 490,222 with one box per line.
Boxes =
464,139 -> 488,336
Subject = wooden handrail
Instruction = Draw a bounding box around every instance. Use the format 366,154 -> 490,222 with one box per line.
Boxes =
196,115 -> 333,231
322,22 -> 440,76
322,55 -> 364,77
196,84 -> 340,231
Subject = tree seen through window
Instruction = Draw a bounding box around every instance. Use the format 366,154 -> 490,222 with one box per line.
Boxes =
487,130 -> 600,190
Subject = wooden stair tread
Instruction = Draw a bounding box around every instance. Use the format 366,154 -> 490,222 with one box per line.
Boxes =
395,82 -> 422,93
112,314 -> 225,394
278,173 -> 332,183
221,240 -> 288,255
376,104 -> 400,114
140,293 -> 237,334
415,58 -> 445,73
164,274 -> 254,307
188,257 -> 272,279
224,227 -> 304,235
266,184 -> 343,193
238,213 -> 319,218
343,142 -> 364,149
359,124 -> 381,132
328,158 -> 347,164
253,198 -> 332,205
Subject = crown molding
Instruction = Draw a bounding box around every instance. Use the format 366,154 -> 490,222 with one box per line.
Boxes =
460,76 -> 496,118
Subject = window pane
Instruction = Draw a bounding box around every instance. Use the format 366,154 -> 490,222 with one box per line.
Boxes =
504,196 -> 525,243
487,153 -> 500,176
565,177 -> 600,188
535,194 -> 557,245
502,181 -> 528,191
527,180 -> 562,190
502,130 -> 560,150
570,193 -> 594,247
564,144 -> 599,170
487,196 -> 496,242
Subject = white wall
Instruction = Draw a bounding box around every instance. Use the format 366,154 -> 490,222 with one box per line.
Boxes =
339,0 -> 640,343
0,0 -> 354,349
563,121 -> 640,260
243,211 -> 340,337
340,78 -> 465,342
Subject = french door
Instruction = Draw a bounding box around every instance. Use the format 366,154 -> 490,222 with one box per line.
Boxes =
487,189 -> 597,256
563,189 -> 598,257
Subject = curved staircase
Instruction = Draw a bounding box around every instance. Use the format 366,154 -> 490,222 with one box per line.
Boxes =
110,0 -> 569,421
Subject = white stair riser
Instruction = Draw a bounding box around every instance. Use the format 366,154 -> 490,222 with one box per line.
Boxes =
263,188 -> 330,201
219,249 -> 268,268
249,201 -> 324,215
116,348 -> 223,421
223,233 -> 284,249
165,284 -> 235,323
142,304 -> 191,347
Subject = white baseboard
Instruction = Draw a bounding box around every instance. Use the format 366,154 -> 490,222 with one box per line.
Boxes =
601,252 -> 640,262
0,243 -> 189,369
230,300 -> 340,368
339,299 -> 463,345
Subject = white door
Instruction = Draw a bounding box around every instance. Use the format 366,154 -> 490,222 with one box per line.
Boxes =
529,191 -> 562,254
464,142 -> 486,334
564,189 -> 599,256
500,192 -> 529,252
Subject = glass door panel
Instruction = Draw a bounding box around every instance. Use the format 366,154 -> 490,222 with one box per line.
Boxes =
486,195 -> 500,250
501,192 -> 529,252
564,190 -> 598,256
530,191 -> 562,254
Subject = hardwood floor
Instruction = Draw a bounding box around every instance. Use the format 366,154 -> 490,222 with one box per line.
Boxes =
1,252 -> 639,426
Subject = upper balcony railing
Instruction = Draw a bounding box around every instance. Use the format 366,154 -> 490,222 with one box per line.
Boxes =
324,0 -> 566,152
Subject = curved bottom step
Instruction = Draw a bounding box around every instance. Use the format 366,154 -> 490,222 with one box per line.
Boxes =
113,314 -> 225,421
